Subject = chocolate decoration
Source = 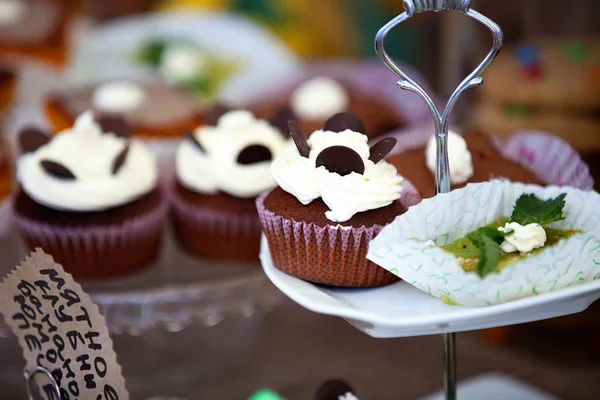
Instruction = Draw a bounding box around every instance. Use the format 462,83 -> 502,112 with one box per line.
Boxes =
288,121 -> 310,158
369,137 -> 397,163
18,126 -> 51,154
237,144 -> 273,165
96,114 -> 131,138
315,146 -> 365,176
112,142 -> 130,175
324,112 -> 366,134
184,131 -> 205,153
205,103 -> 232,126
314,379 -> 356,400
40,160 -> 76,180
269,107 -> 297,138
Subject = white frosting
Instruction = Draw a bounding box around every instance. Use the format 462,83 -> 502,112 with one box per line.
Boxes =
272,129 -> 404,223
160,44 -> 209,84
92,82 -> 147,113
17,111 -> 158,212
290,76 -> 349,120
339,393 -> 359,400
498,222 -> 547,253
176,110 -> 287,198
0,0 -> 25,25
425,131 -> 474,185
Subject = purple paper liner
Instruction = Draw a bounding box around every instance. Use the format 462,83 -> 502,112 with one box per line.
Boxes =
0,196 -> 12,237
256,182 -> 421,287
12,189 -> 169,279
388,130 -> 595,190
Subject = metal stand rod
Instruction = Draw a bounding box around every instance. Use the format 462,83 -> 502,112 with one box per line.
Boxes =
443,333 -> 457,400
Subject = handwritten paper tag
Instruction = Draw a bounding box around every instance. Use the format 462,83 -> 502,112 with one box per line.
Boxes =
0,249 -> 129,400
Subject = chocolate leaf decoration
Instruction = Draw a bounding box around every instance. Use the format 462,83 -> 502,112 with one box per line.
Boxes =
204,103 -> 232,126
184,131 -> 205,153
369,137 -> 397,163
315,379 -> 356,400
324,112 -> 366,134
40,160 -> 76,180
315,146 -> 365,176
18,126 -> 51,154
111,141 -> 131,175
237,144 -> 272,165
269,107 -> 297,138
288,121 -> 310,158
96,114 -> 131,138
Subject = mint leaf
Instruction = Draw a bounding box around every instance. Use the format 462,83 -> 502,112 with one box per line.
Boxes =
138,40 -> 168,67
511,193 -> 566,226
467,231 -> 502,278
476,226 -> 507,245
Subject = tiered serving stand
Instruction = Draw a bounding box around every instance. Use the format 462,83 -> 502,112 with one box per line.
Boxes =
260,1 -> 600,399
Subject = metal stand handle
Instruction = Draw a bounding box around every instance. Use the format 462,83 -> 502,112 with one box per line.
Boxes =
374,1 -> 503,399
24,366 -> 61,400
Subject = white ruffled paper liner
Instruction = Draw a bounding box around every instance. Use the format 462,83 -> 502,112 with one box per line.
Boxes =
386,129 -> 595,190
12,190 -> 169,280
256,181 -> 421,288
367,180 -> 600,307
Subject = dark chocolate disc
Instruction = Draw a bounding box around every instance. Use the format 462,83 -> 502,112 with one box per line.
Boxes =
204,103 -> 232,126
288,121 -> 310,158
314,379 -> 355,400
324,112 -> 366,134
18,126 -> 51,154
315,146 -> 365,176
111,142 -> 130,175
269,107 -> 297,138
369,137 -> 397,163
237,144 -> 272,165
40,160 -> 76,180
96,114 -> 131,138
184,131 -> 205,153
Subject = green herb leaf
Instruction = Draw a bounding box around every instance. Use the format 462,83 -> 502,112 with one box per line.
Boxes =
138,39 -> 168,67
467,231 -> 502,278
510,193 -> 567,226
475,226 -> 507,245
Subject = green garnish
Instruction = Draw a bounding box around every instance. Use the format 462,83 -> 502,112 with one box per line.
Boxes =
467,231 -> 502,278
511,193 -> 566,226
137,39 -> 168,66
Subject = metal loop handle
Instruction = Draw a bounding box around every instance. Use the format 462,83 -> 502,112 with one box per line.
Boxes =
375,3 -> 503,194
24,366 -> 61,400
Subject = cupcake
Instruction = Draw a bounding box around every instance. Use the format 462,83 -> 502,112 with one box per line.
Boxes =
13,111 -> 167,279
0,67 -> 17,111
170,109 -> 288,260
257,113 -> 420,287
253,75 -> 405,140
0,0 -> 75,66
44,80 -> 205,139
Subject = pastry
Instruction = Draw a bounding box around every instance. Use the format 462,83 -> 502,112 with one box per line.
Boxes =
0,67 -> 16,111
13,111 -> 167,279
44,80 -> 205,139
170,109 -> 288,260
257,113 -> 419,287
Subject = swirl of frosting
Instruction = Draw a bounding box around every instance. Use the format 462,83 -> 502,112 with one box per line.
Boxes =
425,131 -> 474,185
92,82 -> 147,113
17,111 -> 158,212
176,110 -> 288,198
290,76 -> 349,120
272,129 -> 404,223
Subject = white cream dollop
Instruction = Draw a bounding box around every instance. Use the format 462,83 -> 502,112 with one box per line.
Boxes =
92,82 -> 147,113
339,393 -> 359,400
176,110 -> 287,198
272,129 -> 404,223
425,131 -> 474,185
290,76 -> 349,120
159,44 -> 209,84
17,111 -> 158,212
0,0 -> 25,25
498,222 -> 547,254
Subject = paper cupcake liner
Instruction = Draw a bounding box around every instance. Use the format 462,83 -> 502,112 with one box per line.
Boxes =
387,129 -> 595,190
168,179 -> 263,261
13,191 -> 168,280
368,180 -> 600,307
256,182 -> 421,287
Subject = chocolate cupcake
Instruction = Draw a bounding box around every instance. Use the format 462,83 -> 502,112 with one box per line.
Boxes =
45,80 -> 205,139
170,109 -> 288,260
254,76 -> 405,140
13,111 -> 167,279
258,114 -> 420,288
315,379 -> 358,400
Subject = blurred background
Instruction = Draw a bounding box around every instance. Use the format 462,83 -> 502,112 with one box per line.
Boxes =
0,0 -> 599,399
